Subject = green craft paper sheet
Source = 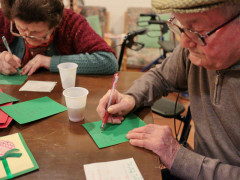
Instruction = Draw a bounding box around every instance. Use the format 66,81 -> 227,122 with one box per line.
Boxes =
0,133 -> 39,180
0,74 -> 28,85
0,96 -> 67,124
82,113 -> 146,148
0,92 -> 19,105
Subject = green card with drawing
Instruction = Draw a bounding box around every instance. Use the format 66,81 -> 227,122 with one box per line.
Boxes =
82,113 -> 146,148
0,92 -> 19,105
0,96 -> 67,124
0,74 -> 28,85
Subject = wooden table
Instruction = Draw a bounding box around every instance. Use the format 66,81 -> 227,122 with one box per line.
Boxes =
0,71 -> 161,180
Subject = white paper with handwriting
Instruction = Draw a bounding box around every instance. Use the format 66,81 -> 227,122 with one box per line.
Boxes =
19,80 -> 57,92
84,158 -> 144,180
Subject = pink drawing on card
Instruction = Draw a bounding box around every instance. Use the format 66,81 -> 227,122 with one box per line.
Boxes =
0,140 -> 15,156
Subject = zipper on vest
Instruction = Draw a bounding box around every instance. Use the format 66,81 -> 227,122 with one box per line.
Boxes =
213,71 -> 224,105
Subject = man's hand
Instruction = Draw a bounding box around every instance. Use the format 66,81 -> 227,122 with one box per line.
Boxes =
126,124 -> 180,169
21,54 -> 51,75
0,51 -> 21,75
96,90 -> 136,124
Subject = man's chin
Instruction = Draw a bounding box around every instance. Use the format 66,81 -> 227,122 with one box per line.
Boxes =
189,56 -> 220,70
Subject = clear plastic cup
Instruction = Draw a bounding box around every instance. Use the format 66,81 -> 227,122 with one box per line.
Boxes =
57,62 -> 78,89
63,87 -> 89,122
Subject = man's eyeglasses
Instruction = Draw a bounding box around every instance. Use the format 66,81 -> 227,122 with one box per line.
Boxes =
166,12 -> 240,46
10,21 -> 52,41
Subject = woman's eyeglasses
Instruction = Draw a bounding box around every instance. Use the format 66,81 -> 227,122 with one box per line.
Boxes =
10,21 -> 52,41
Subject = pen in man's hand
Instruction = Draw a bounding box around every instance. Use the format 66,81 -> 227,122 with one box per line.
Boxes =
101,73 -> 119,132
2,36 -> 21,74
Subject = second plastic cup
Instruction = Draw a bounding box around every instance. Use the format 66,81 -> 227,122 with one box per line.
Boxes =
63,87 -> 89,122
58,62 -> 78,89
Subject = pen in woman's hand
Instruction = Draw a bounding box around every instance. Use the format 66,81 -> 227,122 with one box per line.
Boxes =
2,36 -> 21,74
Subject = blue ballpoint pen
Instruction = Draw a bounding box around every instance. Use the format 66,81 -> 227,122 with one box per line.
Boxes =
2,36 -> 21,74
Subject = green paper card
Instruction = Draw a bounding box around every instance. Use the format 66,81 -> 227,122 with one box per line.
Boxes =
83,113 -> 146,148
0,92 -> 19,105
0,96 -> 67,124
0,74 -> 28,85
0,133 -> 39,180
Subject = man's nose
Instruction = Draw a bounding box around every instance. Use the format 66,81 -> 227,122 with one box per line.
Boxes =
180,33 -> 197,48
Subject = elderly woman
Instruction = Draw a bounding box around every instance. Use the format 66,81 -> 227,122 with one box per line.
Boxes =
0,0 -> 118,75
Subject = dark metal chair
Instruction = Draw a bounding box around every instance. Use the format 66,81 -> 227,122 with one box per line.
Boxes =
152,99 -> 192,147
118,28 -> 147,70
141,15 -> 177,72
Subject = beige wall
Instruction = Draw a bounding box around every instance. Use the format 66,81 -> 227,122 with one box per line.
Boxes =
85,0 -> 152,34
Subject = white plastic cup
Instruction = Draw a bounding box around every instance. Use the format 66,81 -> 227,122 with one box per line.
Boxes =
63,87 -> 89,122
57,62 -> 78,89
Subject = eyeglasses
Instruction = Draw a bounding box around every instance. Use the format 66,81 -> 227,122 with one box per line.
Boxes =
167,12 -> 240,46
10,21 -> 52,41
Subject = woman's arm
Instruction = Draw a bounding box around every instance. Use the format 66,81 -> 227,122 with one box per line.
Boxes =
50,51 -> 118,74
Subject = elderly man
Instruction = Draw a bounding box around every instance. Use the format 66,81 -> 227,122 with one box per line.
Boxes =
97,0 -> 240,179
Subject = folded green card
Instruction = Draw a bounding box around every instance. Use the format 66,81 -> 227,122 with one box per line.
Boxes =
0,92 -> 19,105
83,113 -> 146,148
0,74 -> 28,85
1,96 -> 67,124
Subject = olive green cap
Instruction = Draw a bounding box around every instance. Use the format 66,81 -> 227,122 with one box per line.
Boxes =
152,0 -> 240,13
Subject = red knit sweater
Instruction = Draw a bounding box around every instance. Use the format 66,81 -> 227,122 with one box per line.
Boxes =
0,8 -> 115,56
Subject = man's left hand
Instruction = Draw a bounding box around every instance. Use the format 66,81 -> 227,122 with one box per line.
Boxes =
126,124 -> 180,169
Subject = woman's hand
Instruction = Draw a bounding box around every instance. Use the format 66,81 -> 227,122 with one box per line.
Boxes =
96,90 -> 136,124
21,54 -> 51,75
126,124 -> 180,169
0,51 -> 21,75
